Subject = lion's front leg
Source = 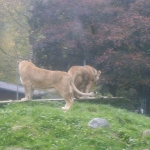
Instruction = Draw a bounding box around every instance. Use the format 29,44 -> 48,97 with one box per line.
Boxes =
21,84 -> 34,101
21,97 -> 28,101
79,83 -> 94,99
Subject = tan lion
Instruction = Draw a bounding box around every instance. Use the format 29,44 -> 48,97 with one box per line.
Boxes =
18,61 -> 94,111
68,65 -> 101,99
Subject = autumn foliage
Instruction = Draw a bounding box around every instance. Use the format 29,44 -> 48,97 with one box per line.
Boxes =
28,0 -> 150,100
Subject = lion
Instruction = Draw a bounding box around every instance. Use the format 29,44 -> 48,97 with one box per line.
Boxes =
18,61 -> 94,111
68,65 -> 101,99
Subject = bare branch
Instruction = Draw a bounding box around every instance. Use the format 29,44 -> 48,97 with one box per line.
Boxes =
0,47 -> 26,60
1,3 -> 30,32
8,10 -> 30,32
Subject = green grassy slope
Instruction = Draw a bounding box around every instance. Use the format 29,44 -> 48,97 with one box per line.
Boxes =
0,101 -> 150,150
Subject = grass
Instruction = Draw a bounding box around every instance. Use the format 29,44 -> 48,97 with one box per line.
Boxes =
0,100 -> 150,150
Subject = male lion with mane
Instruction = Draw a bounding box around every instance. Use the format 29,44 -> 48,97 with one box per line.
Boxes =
68,65 -> 101,99
18,60 -> 94,111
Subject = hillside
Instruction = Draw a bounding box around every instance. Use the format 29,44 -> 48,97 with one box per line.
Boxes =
0,101 -> 150,150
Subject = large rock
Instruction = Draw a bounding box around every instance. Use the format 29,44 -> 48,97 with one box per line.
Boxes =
142,129 -> 150,140
88,118 -> 110,128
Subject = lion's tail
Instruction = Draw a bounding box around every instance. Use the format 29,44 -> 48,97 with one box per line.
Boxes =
70,72 -> 94,97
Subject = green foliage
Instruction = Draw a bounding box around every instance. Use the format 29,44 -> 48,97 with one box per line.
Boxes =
0,101 -> 150,150
0,0 -> 30,83
116,88 -> 138,101
91,85 -> 102,98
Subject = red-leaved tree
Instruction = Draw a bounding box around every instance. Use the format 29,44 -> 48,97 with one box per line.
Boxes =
28,0 -> 150,104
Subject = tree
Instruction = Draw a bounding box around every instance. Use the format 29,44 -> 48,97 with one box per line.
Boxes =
28,0 -> 105,69
95,0 -> 150,99
0,0 -> 30,83
29,0 -> 150,102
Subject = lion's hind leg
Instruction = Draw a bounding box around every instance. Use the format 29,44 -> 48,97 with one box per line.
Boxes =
80,82 -> 94,99
56,85 -> 74,111
62,97 -> 74,111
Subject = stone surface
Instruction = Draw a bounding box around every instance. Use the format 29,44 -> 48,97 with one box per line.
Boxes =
142,129 -> 150,139
88,118 -> 110,128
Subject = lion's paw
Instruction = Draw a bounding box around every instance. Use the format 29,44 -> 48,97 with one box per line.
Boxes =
21,98 -> 28,101
62,106 -> 69,111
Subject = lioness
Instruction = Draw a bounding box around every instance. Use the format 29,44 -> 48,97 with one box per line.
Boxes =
68,65 -> 101,99
18,61 -> 94,111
